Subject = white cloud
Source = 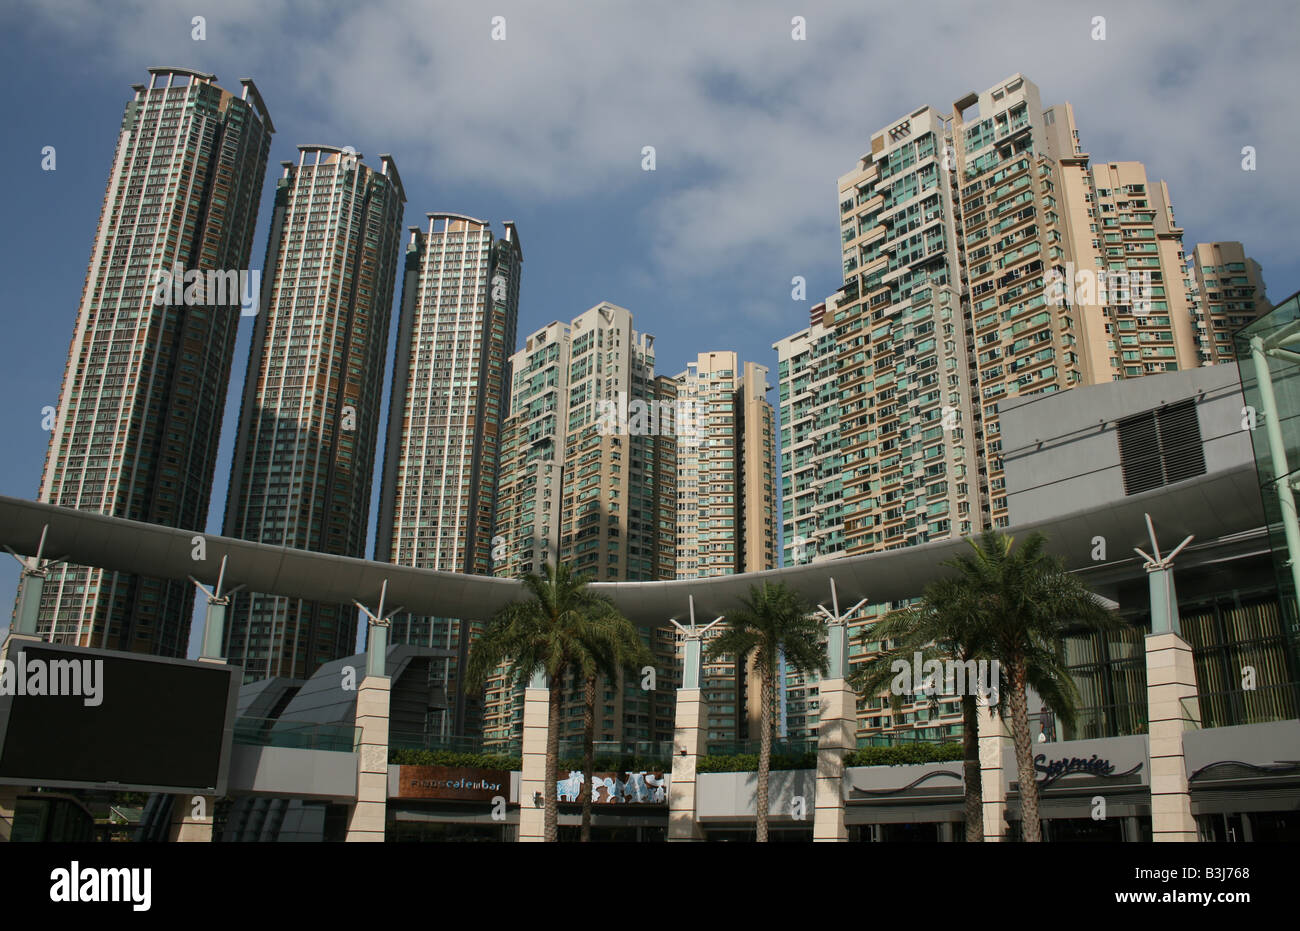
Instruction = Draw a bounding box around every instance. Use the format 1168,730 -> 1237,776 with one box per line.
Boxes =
10,0 -> 1300,301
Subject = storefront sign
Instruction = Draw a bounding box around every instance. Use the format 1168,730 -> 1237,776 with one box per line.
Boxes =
397,766 -> 508,801
1034,753 -> 1142,787
556,771 -> 667,804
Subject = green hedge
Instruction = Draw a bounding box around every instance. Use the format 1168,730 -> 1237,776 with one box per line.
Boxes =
389,748 -> 670,772
556,756 -> 670,773
390,748 -> 522,770
696,751 -> 818,773
845,743 -> 965,767
391,745 -> 967,772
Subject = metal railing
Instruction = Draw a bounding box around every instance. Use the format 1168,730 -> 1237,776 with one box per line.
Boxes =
387,733 -> 521,755
232,716 -> 360,753
555,739 -> 673,769
1180,682 -> 1300,729
1026,703 -> 1147,741
705,739 -> 819,757
855,730 -> 959,748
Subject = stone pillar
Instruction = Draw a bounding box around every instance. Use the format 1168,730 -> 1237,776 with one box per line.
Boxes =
813,679 -> 854,840
668,687 -> 707,841
168,794 -> 215,842
345,675 -> 390,842
813,615 -> 854,841
977,695 -> 1010,841
518,672 -> 550,842
667,601 -> 722,842
0,785 -> 19,842
1146,631 -> 1199,842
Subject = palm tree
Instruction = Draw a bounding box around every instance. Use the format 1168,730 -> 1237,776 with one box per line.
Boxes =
705,582 -> 827,842
847,577 -> 990,842
944,531 -> 1115,842
849,580 -> 1095,842
465,562 -> 623,842
576,618 -> 653,842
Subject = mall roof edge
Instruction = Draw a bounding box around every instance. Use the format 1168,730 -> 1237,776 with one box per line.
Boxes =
0,463 -> 1265,626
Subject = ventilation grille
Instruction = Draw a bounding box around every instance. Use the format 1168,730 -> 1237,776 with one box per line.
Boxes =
1117,399 -> 1206,495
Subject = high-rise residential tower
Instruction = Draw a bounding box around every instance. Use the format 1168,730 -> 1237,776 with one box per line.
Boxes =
222,147 -> 405,681
374,215 -> 522,738
675,351 -> 776,579
774,302 -> 844,567
1187,242 -> 1270,365
776,72 -> 1255,742
486,303 -> 679,744
20,68 -> 273,656
674,351 -> 776,741
493,320 -> 570,581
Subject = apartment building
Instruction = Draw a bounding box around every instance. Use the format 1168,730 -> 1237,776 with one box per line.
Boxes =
374,215 -> 522,738
776,73 -> 1260,742
486,304 -> 678,745
674,351 -> 777,741
1188,242 -> 1270,365
223,147 -> 405,682
21,68 -> 273,656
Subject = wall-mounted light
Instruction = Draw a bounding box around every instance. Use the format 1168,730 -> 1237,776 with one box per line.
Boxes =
533,792 -> 544,808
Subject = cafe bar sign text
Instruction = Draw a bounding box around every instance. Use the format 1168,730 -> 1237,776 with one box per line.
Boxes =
397,765 -> 508,802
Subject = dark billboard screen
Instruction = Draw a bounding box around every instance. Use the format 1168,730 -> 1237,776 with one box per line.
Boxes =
0,642 -> 237,794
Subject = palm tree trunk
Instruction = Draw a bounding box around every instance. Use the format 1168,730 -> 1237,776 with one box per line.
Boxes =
580,675 -> 596,842
544,672 -> 562,843
961,692 -> 983,842
756,657 -> 772,842
1007,657 -> 1041,842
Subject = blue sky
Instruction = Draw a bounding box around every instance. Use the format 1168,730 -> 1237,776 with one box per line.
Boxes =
1,0 -> 1297,654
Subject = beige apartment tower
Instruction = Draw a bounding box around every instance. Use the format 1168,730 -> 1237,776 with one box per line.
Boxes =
487,303 -> 678,745
222,147 -> 405,681
674,351 -> 776,741
1187,242 -> 1270,365
374,214 -> 522,738
776,72 -> 1261,743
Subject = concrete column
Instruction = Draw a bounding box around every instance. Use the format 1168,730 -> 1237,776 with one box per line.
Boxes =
813,679 -> 854,841
811,581 -> 864,842
168,794 -> 215,842
0,785 -> 19,842
518,682 -> 550,842
977,695 -> 1010,841
668,687 -> 708,841
345,675 -> 390,842
1146,631 -> 1199,842
666,598 -> 723,842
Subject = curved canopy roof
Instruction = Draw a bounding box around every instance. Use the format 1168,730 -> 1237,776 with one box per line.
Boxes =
0,461 -> 1265,626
